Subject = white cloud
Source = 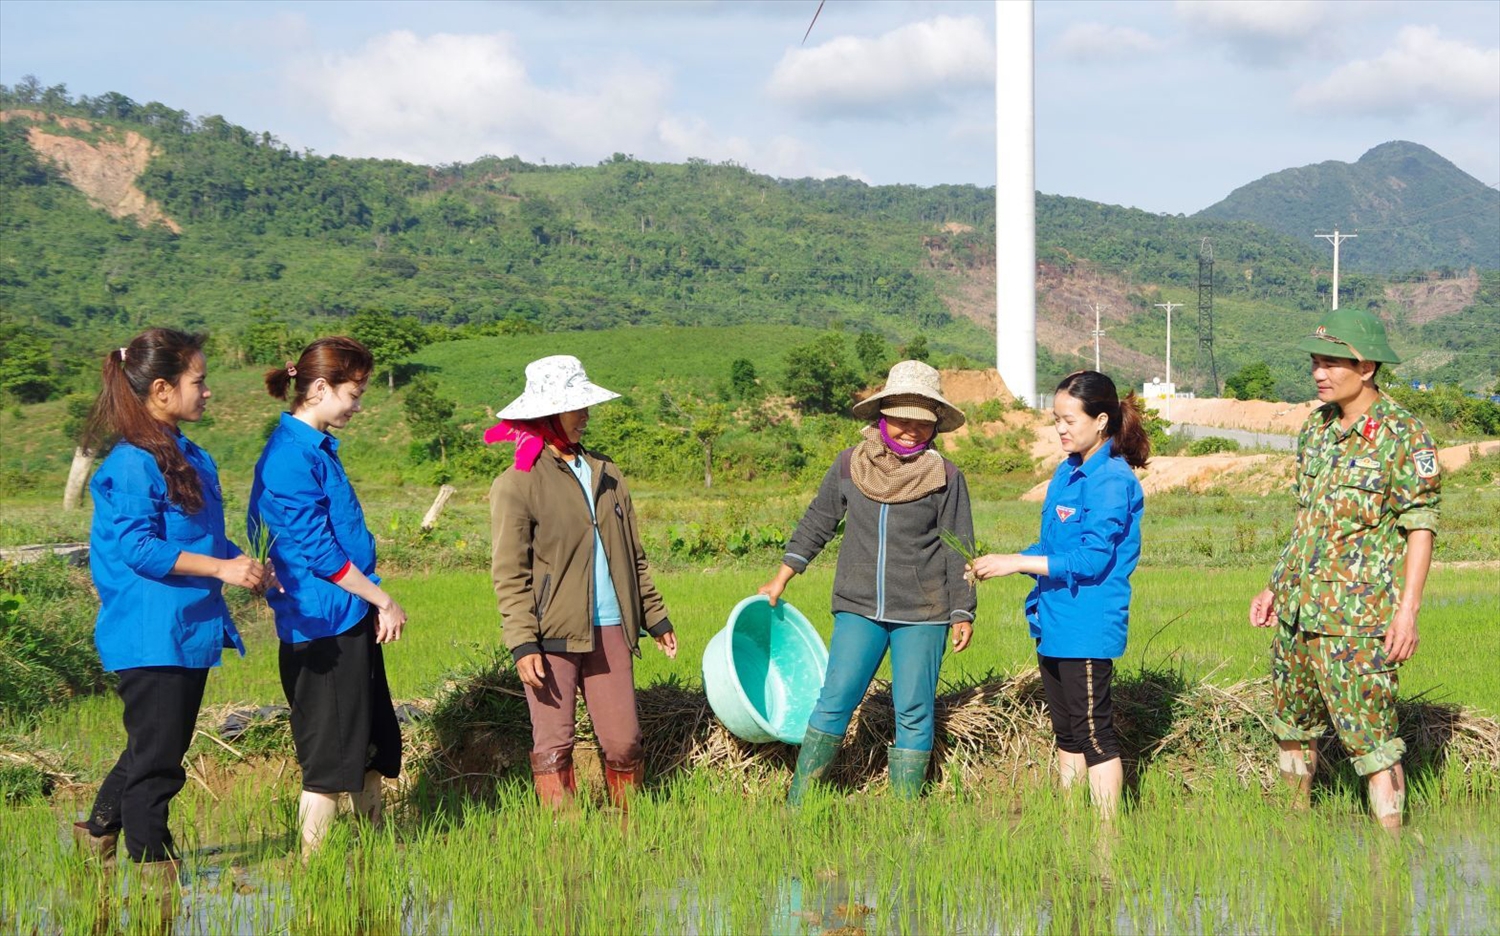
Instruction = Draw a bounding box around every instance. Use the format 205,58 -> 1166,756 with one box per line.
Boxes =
1053,22 -> 1164,61
1294,26 -> 1500,119
767,15 -> 994,119
294,29 -> 847,178
1175,0 -> 1326,64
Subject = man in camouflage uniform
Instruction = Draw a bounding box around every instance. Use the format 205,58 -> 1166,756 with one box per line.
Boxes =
1249,307 -> 1440,831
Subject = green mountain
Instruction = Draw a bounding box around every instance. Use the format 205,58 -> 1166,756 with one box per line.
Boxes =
1195,141 -> 1500,274
1,84 -> 1495,407
0,94 -> 994,379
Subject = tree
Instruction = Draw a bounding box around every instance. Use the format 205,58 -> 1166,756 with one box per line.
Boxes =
784,333 -> 863,415
729,358 -> 761,400
855,331 -> 892,377
900,334 -> 930,363
351,309 -> 429,390
1225,361 -> 1277,401
658,388 -> 728,488
403,374 -> 458,463
0,325 -> 58,403
238,309 -> 308,366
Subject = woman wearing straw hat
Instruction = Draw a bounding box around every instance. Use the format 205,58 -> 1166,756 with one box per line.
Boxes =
488,355 -> 677,810
760,360 -> 976,803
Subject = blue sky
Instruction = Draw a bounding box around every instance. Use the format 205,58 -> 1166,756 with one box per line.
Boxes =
1,0 -> 1496,215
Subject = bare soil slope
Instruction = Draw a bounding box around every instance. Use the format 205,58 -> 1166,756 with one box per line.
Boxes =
0,109 -> 180,232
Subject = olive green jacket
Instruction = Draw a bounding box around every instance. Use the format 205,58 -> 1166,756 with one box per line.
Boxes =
490,449 -> 671,662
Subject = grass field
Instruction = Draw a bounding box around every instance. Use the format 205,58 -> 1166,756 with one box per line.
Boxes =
2,417 -> 1497,933
5,558 -> 1498,933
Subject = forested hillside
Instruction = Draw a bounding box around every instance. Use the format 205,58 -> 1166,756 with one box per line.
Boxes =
1,81 -> 1495,404
0,90 -> 994,387
1197,141 -> 1500,275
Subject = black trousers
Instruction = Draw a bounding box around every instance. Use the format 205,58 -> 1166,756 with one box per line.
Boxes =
1037,654 -> 1120,767
85,666 -> 208,862
280,611 -> 402,793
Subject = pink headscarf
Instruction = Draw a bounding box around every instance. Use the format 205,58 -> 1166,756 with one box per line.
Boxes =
483,416 -> 576,471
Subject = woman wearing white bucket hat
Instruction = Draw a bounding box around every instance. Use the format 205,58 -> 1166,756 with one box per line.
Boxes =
760,359 -> 976,803
487,355 -> 677,811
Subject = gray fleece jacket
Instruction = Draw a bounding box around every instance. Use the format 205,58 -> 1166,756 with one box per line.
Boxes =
783,447 -> 976,625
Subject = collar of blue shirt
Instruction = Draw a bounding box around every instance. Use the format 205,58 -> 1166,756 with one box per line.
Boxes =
278,411 -> 339,454
1067,437 -> 1116,478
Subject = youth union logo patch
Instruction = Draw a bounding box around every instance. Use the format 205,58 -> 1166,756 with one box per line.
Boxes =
1055,505 -> 1077,523
1413,449 -> 1439,479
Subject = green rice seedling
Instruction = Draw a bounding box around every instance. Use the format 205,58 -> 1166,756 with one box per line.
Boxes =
245,514 -> 276,566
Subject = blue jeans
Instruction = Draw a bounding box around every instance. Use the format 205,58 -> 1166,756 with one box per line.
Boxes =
806,612 -> 949,752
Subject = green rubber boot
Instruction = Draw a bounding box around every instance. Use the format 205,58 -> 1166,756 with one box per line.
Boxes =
887,747 -> 931,801
787,726 -> 842,807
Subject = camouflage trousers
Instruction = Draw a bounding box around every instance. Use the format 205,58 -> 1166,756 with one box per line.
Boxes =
1270,623 -> 1405,776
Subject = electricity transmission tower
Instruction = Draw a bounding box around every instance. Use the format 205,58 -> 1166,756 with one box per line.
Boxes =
1197,238 -> 1218,395
1315,230 -> 1357,310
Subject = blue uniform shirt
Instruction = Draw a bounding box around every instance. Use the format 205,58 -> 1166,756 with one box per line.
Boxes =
1021,439 -> 1144,659
89,435 -> 245,671
250,413 -> 379,643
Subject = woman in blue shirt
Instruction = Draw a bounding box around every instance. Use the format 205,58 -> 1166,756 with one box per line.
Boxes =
970,371 -> 1148,819
250,337 -> 406,859
75,329 -> 267,881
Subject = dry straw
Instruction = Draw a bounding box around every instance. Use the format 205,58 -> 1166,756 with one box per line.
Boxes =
28,661 -> 1481,805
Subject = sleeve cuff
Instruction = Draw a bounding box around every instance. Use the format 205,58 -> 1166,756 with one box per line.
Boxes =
646,618 -> 674,638
783,552 -> 810,573
1398,509 -> 1439,534
511,643 -> 542,663
324,560 -> 353,583
141,547 -> 184,580
949,611 -> 974,624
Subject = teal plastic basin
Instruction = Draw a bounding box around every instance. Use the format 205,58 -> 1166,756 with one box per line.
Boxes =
702,595 -> 829,744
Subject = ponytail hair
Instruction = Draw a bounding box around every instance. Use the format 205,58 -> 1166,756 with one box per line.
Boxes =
1055,370 -> 1151,469
83,328 -> 207,513
266,336 -> 374,409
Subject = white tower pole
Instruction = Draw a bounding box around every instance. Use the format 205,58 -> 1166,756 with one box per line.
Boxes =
1315,230 -> 1356,310
1091,302 -> 1106,371
1154,301 -> 1182,385
995,0 -> 1036,406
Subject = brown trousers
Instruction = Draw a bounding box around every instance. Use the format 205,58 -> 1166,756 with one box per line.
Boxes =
524,626 -> 643,768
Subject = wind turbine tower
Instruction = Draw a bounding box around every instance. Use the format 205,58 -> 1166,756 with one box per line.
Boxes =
994,1 -> 1036,406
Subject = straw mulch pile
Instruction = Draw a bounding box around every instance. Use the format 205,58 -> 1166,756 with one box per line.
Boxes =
0,740 -> 79,801
401,660 -> 1500,798
18,659 -> 1495,802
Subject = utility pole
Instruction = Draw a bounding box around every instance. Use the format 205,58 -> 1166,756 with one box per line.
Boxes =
1315,230 -> 1356,310
1091,303 -> 1106,371
1154,300 -> 1182,386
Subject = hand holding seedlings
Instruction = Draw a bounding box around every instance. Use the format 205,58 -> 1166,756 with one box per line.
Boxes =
939,529 -> 992,589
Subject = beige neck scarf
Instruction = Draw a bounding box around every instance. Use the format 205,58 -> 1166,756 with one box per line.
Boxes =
849,425 -> 947,504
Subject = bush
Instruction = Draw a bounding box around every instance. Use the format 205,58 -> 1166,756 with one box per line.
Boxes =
1224,361 -> 1278,401
1386,384 -> 1500,436
1186,436 -> 1241,456
0,558 -> 107,723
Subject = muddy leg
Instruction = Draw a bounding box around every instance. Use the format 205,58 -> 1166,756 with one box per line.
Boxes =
298,791 -> 339,860
1277,741 -> 1316,810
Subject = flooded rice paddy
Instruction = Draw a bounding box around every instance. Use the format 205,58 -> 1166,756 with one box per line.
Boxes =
5,772 -> 1497,935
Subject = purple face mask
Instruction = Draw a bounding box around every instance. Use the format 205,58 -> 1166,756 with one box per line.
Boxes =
879,417 -> 930,456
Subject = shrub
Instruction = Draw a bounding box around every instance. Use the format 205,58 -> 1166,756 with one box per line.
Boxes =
1186,436 -> 1241,456
0,558 -> 107,723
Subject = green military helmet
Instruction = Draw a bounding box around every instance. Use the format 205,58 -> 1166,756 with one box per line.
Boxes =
1295,307 -> 1402,364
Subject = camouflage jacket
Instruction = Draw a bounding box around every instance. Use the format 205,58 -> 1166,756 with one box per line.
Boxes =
1269,394 -> 1440,636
